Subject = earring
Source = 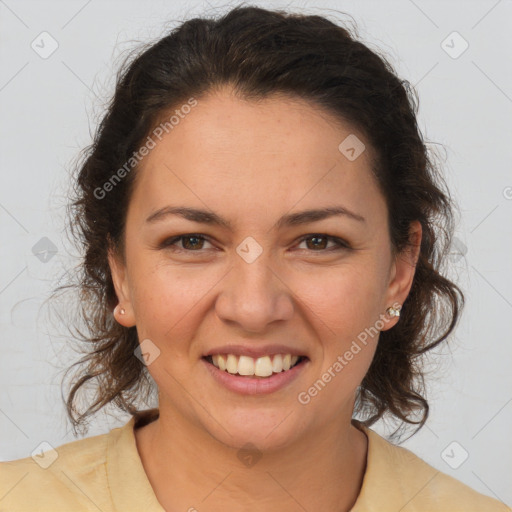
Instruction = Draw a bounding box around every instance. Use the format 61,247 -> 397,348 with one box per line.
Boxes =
114,305 -> 126,316
386,304 -> 402,318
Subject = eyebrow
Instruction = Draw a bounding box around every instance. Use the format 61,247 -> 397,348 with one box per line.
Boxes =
145,205 -> 366,229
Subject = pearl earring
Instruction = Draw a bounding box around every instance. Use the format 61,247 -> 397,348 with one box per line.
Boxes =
386,304 -> 402,318
115,305 -> 126,316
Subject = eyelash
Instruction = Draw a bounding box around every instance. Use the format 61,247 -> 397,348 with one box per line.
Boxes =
159,233 -> 351,253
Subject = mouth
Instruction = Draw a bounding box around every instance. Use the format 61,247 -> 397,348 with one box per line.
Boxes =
202,353 -> 308,379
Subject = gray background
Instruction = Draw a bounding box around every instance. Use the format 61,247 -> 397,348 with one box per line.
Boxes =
1,0 -> 511,507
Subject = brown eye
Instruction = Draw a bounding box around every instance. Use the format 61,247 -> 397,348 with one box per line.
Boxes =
297,234 -> 350,252
181,235 -> 205,250
305,235 -> 328,250
160,234 -> 212,251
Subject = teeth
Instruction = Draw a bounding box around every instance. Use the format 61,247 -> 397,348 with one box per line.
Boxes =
226,354 -> 238,374
209,353 -> 302,377
254,356 -> 273,377
272,354 -> 283,373
238,355 -> 254,376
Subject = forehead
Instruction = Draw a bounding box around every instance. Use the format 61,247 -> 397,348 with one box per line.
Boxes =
129,88 -> 386,228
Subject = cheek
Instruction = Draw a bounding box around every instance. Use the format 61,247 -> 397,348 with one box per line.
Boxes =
293,267 -> 382,410
294,260 -> 387,337
128,261 -> 205,337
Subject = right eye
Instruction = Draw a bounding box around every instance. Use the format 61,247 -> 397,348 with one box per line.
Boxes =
159,234 -> 214,252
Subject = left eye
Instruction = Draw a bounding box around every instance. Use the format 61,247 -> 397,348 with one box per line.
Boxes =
296,234 -> 349,251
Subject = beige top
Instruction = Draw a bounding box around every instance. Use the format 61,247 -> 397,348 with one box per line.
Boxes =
0,408 -> 509,511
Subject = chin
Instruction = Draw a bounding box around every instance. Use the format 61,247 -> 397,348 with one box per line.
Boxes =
203,406 -> 306,453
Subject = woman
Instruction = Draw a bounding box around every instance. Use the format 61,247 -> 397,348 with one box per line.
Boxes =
1,5 -> 508,511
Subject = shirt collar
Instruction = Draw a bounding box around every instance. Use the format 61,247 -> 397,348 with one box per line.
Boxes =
350,422 -> 439,511
106,409 -> 428,512
107,408 -> 164,512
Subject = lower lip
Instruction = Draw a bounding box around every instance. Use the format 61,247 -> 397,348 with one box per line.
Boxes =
202,357 -> 308,395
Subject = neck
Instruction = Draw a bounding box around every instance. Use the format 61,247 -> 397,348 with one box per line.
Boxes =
135,408 -> 368,512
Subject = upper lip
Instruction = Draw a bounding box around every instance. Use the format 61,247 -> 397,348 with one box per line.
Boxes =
203,344 -> 308,359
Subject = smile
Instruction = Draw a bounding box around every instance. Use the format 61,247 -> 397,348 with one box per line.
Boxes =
206,353 -> 305,377
202,353 -> 309,395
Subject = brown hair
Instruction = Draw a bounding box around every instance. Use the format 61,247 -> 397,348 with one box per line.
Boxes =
60,5 -> 464,439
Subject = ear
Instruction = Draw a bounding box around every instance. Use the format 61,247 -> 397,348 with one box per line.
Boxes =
108,247 -> 136,327
381,220 -> 422,330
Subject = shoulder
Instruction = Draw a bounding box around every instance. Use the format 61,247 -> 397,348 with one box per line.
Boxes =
0,428 -> 112,512
353,424 -> 511,512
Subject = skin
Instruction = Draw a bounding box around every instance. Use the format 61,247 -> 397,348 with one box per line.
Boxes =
109,85 -> 422,511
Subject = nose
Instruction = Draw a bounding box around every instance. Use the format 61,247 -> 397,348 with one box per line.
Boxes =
215,255 -> 295,333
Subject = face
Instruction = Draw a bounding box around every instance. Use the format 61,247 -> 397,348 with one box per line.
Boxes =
109,86 -> 421,451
